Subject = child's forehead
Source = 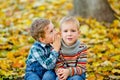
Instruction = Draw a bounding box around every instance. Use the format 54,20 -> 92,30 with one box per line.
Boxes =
44,22 -> 54,30
60,21 -> 79,30
61,21 -> 78,27
62,20 -> 77,25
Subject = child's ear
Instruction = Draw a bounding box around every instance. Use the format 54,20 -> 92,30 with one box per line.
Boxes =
78,31 -> 80,34
39,37 -> 44,42
78,31 -> 80,37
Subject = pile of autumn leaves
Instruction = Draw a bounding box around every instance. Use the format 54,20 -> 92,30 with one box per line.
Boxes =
78,18 -> 120,80
0,0 -> 120,80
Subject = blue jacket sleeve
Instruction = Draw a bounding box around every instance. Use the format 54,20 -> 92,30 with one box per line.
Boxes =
31,47 -> 59,70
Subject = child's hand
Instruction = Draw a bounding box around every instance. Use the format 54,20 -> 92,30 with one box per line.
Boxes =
56,68 -> 70,80
51,32 -> 61,52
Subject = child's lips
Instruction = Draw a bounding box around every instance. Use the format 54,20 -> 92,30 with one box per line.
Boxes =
67,38 -> 73,40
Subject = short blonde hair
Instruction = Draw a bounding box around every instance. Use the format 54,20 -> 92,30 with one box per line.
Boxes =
60,16 -> 80,30
30,18 -> 50,41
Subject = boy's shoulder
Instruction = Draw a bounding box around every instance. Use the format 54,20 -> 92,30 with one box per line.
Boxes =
31,41 -> 51,50
79,41 -> 87,51
79,41 -> 87,46
30,41 -> 45,50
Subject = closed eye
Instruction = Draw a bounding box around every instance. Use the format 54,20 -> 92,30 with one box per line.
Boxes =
50,30 -> 53,33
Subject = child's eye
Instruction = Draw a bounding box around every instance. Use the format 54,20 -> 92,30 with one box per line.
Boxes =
64,30 -> 67,32
51,28 -> 55,33
50,30 -> 53,33
71,30 -> 76,32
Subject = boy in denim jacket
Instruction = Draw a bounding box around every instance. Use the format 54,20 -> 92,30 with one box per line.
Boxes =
24,18 -> 61,80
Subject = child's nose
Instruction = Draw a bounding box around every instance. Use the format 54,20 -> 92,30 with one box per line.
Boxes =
68,31 -> 72,35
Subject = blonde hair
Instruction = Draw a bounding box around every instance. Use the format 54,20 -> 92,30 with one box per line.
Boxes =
60,16 -> 80,30
30,18 -> 50,41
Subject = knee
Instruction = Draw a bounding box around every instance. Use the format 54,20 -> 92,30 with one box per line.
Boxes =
24,72 -> 40,80
70,75 -> 83,80
46,70 -> 54,74
42,70 -> 56,80
45,70 -> 55,76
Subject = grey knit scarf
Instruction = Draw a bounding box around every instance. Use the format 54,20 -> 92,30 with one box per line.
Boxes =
60,40 -> 87,55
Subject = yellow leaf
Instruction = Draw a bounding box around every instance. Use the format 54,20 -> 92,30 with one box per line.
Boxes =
96,74 -> 104,80
38,5 -> 46,11
0,60 -> 8,70
65,3 -> 73,10
112,69 -> 120,74
80,25 -> 89,34
111,20 -> 120,27
87,74 -> 96,80
7,52 -> 15,60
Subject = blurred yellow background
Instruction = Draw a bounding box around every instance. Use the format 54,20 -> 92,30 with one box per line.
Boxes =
0,0 -> 120,80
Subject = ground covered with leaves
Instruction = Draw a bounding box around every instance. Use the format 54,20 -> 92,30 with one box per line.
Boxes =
0,0 -> 120,80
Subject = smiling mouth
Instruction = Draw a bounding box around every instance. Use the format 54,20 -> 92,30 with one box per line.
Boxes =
67,38 -> 72,40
